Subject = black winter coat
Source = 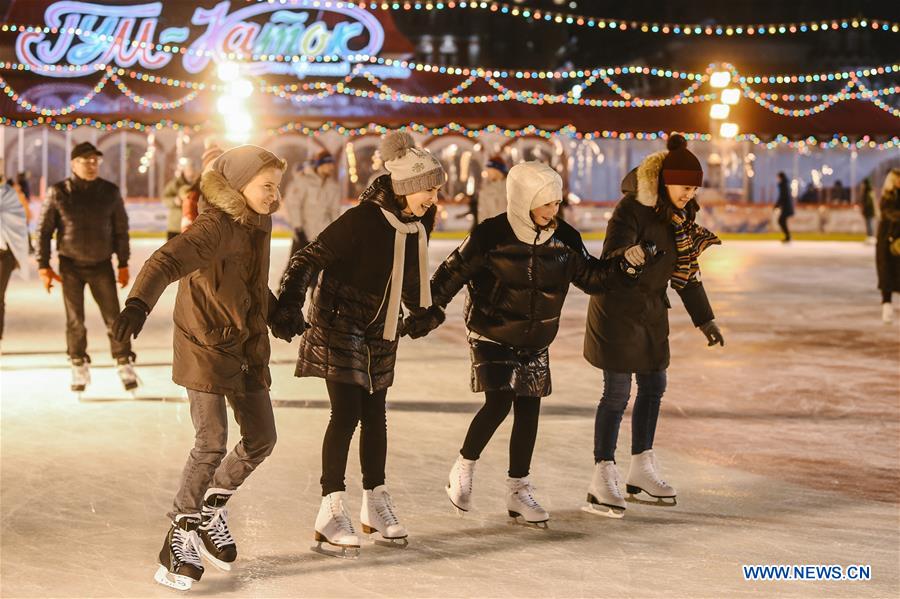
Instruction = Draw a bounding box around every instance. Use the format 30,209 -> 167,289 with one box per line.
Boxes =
37,176 -> 129,268
876,188 -> 900,293
279,176 -> 435,392
584,151 -> 715,373
430,214 -> 627,351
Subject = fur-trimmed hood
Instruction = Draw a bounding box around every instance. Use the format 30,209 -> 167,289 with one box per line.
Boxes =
199,169 -> 277,230
621,151 -> 665,208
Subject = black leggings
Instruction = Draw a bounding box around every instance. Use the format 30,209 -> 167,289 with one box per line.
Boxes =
320,381 -> 388,495
882,289 -> 893,303
460,390 -> 541,479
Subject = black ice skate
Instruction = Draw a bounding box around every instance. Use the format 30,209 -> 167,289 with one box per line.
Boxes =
198,488 -> 237,571
154,514 -> 204,591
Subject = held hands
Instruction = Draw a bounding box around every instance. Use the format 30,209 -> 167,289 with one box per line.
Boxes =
620,241 -> 662,278
269,303 -> 308,342
117,267 -> 130,289
699,319 -> 725,347
112,299 -> 149,342
39,267 -> 62,293
400,305 -> 446,339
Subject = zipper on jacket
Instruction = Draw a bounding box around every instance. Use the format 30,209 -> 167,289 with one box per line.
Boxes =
525,230 -> 540,336
363,273 -> 392,394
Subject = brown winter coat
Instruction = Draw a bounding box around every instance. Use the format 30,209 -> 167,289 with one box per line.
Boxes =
128,170 -> 277,394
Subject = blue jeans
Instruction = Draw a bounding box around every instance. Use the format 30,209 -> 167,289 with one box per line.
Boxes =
593,370 -> 667,462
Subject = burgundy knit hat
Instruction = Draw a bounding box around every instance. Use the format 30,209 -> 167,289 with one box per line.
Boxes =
661,134 -> 703,187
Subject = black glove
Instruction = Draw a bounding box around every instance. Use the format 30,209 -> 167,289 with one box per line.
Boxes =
269,303 -> 308,342
699,320 -> 725,346
400,305 -> 446,339
112,299 -> 149,343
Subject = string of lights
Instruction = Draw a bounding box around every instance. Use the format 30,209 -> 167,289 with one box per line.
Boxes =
4,114 -> 893,151
240,1 -> 900,37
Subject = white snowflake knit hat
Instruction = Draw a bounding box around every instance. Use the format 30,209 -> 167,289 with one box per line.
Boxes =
380,130 -> 446,195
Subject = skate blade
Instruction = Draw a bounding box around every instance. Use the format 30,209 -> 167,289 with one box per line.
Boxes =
581,504 -> 625,519
625,492 -> 677,507
507,512 -> 549,529
311,541 -> 360,559
153,564 -> 193,591
362,528 -> 409,548
198,544 -> 233,571
445,486 -> 470,516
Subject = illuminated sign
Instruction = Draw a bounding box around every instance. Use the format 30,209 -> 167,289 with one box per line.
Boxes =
16,0 -> 387,78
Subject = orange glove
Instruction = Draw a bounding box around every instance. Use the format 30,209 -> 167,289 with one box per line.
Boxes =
117,267 -> 130,288
39,267 -> 62,293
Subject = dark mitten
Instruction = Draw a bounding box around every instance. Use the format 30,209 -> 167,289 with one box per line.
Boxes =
401,305 -> 446,339
699,319 -> 725,346
270,303 -> 308,342
112,299 -> 149,342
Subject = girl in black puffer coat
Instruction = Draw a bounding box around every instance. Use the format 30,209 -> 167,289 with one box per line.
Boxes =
407,161 -> 647,526
582,134 -> 723,519
271,131 -> 444,555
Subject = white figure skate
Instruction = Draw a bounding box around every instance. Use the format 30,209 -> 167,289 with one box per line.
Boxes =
361,485 -> 408,548
446,455 -> 476,514
506,477 -> 549,528
625,449 -> 677,506
312,492 -> 360,559
582,461 -> 626,518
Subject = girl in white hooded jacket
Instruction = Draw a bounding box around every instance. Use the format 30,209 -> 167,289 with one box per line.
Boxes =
403,162 -> 649,525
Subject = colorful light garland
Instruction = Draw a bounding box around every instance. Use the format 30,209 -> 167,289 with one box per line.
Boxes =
1,114 -> 896,150
242,1 -> 900,37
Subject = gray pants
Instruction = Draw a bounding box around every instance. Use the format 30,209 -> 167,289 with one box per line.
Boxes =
169,388 -> 277,519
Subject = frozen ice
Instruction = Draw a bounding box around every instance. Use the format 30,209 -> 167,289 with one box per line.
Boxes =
1,239 -> 898,597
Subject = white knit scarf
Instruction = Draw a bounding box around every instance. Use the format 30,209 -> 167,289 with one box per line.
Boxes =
378,208 -> 432,340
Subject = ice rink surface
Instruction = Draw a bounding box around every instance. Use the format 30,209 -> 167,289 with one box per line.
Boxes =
2,239 -> 898,598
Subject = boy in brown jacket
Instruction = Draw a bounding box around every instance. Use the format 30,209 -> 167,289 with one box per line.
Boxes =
112,145 -> 285,591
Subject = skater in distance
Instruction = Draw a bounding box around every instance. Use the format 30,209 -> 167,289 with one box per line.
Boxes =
405,160 -> 653,528
582,133 -> 724,518
112,145 -> 285,591
36,142 -> 137,394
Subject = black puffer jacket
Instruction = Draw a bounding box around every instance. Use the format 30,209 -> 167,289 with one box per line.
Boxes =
278,175 -> 436,392
430,214 -> 627,351
37,176 -> 129,268
584,150 -> 715,373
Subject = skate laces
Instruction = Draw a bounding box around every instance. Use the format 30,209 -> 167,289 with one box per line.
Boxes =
200,505 -> 234,549
642,451 -> 668,485
456,459 -> 474,493
374,491 -> 400,527
511,479 -> 540,508
602,463 -> 624,498
331,498 -> 357,533
172,525 -> 202,568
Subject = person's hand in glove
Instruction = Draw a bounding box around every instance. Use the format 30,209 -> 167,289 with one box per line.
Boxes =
112,298 -> 150,342
401,305 -> 446,339
39,267 -> 62,293
117,266 -> 130,289
699,320 -> 725,347
269,303 -> 308,342
620,241 -> 663,278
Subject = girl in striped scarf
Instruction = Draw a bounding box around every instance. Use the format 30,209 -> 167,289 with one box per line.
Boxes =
582,134 -> 724,518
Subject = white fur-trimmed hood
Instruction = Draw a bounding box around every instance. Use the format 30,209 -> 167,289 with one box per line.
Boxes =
621,151 -> 665,208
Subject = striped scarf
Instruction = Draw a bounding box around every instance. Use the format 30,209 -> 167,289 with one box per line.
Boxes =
670,211 -> 721,289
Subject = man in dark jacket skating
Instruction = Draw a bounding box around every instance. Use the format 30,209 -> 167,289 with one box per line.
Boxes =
37,141 -> 136,393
